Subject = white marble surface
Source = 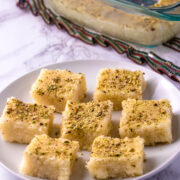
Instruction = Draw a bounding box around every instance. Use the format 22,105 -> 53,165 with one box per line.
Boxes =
0,0 -> 180,179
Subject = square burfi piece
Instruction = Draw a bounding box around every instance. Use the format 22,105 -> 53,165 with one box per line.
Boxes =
61,100 -> 113,150
120,99 -> 172,145
0,97 -> 55,143
20,134 -> 79,180
94,69 -> 146,110
31,69 -> 87,112
87,136 -> 144,179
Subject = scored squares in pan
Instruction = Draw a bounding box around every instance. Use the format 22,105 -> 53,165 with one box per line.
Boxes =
94,68 -> 146,110
61,100 -> 113,151
20,134 -> 79,180
0,97 -> 55,144
119,99 -> 173,145
87,136 -> 144,179
31,69 -> 87,112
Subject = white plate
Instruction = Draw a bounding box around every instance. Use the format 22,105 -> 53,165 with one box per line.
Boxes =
0,60 -> 180,180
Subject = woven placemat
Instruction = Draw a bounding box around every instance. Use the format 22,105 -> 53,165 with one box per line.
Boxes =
17,0 -> 180,83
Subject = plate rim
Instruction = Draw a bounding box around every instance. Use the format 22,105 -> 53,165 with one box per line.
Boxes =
0,59 -> 180,180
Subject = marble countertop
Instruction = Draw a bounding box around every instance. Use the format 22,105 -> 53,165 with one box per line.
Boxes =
0,0 -> 180,179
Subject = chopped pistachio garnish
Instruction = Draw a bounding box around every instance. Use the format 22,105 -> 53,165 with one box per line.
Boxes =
33,69 -> 85,98
96,69 -> 143,94
63,100 -> 112,134
91,136 -> 143,158
36,89 -> 44,96
122,99 -> 171,127
27,135 -> 79,159
4,97 -> 54,125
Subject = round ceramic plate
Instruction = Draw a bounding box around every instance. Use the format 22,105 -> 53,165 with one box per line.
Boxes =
0,60 -> 180,180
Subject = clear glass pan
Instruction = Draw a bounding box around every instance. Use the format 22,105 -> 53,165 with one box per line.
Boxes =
100,0 -> 180,21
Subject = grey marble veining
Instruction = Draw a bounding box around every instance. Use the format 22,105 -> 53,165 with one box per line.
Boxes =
0,0 -> 180,179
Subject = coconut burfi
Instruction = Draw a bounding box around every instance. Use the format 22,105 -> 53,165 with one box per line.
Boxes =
61,100 -> 113,150
20,134 -> 79,180
31,69 -> 86,112
0,97 -> 54,143
94,69 -> 146,110
120,99 -> 173,145
87,136 -> 144,179
154,0 -> 178,7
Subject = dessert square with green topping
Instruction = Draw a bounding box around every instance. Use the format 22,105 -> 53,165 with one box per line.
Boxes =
87,136 -> 144,179
0,97 -> 54,144
94,69 -> 146,110
31,69 -> 87,112
61,100 -> 113,151
20,134 -> 79,180
119,99 -> 172,145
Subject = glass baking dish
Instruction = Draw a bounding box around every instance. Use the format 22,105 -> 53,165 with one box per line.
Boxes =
45,0 -> 180,47
100,0 -> 180,21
